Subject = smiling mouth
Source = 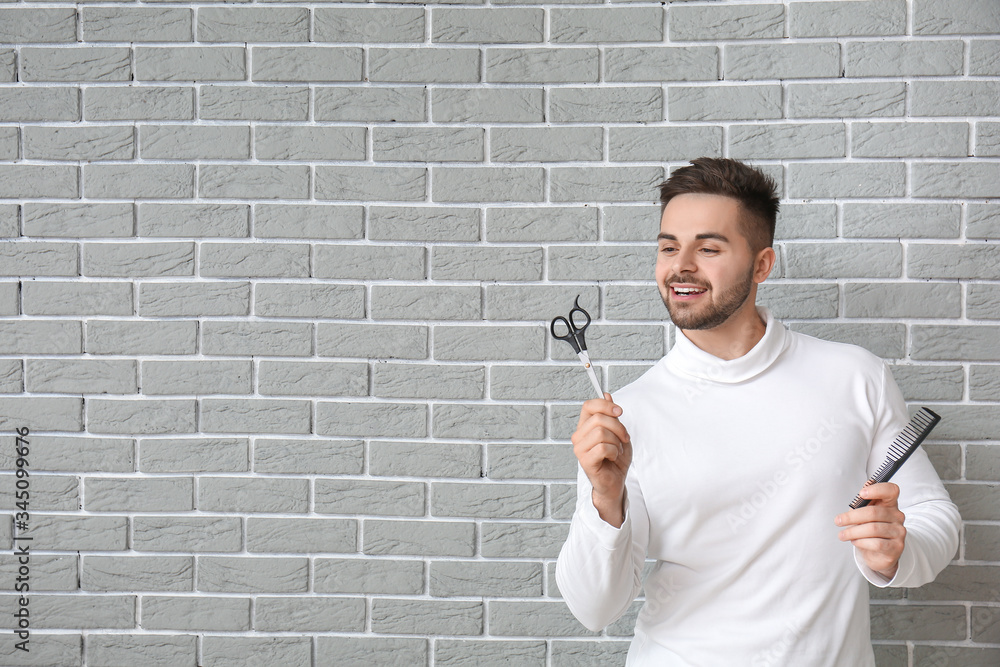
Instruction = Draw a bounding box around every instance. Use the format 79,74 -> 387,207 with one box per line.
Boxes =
671,285 -> 708,301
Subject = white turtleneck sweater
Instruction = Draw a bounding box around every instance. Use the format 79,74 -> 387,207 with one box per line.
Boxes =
556,307 -> 960,666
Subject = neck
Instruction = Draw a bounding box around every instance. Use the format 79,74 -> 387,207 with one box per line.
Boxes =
679,296 -> 766,361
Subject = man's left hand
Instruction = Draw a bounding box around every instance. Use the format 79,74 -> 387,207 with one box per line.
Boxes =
835,482 -> 905,580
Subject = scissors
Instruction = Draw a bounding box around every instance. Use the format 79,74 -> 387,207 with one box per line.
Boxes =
550,295 -> 604,399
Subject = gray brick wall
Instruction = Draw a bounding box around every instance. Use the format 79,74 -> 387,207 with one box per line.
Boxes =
0,0 -> 997,665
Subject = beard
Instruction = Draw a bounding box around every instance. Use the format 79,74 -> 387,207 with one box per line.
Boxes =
660,262 -> 755,331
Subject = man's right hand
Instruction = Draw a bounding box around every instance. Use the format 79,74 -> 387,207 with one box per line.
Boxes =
571,392 -> 632,528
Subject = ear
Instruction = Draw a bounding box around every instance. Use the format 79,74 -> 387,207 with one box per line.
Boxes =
753,246 -> 776,283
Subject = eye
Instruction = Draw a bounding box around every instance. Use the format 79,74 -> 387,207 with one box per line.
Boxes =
700,248 -> 720,255
659,245 -> 676,253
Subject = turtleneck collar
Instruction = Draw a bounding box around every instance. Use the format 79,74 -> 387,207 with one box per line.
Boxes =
663,306 -> 789,384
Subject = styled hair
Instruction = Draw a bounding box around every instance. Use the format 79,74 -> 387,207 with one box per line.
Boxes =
658,158 -> 780,252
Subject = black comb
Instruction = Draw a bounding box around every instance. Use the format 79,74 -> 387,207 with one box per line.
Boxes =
849,407 -> 941,509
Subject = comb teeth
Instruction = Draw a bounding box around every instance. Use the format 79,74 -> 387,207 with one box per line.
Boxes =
849,407 -> 941,509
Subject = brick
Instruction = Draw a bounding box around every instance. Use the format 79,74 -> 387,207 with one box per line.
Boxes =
197,7 -> 308,42
432,245 -> 542,281
486,47 -> 598,83
363,519 -> 475,556
141,596 -> 249,631
491,364 -> 603,401
0,166 -> 78,198
790,0 -> 905,36
372,285 -> 482,321
371,47 -> 479,83
150,430 -> 250,476
552,324 -> 664,362
912,81 -> 1000,117
142,360 -> 251,396
946,483 -> 1000,517
605,46 -> 717,82
200,242 -> 308,278
610,126 -> 721,162
486,206 -> 598,242
437,640 -> 546,665
434,403 -> 544,439
551,167 -> 664,204
22,281 -> 133,317
969,284 -> 1000,320
256,204 -> 362,239
0,595 -> 134,630
433,8 -> 543,43
670,3 -> 783,40
431,87 -> 543,122
88,634 -> 196,667
966,524 -> 1000,560
0,554 -> 76,591
846,40 -> 963,77
27,358 -> 136,393
82,556 -> 193,592
139,203 -> 248,237
492,127 -> 601,163
0,125 -> 13,155
551,8 -> 663,43
88,320 -> 196,355
432,482 -> 544,519
314,8 -> 424,43
256,125 -> 364,160
201,637 -> 311,667
370,206 -> 479,242
979,121 -> 1000,156
551,87 -> 661,123
374,363 -> 483,399
247,517 -> 356,553
0,474 -> 76,511
317,401 -> 426,438
318,323 -> 427,359
20,47 -> 131,82
256,284 -> 364,320
909,243 -> 1000,279
486,284 -> 601,321
0,436 -> 131,473
914,0 -> 1000,34
788,162 -> 904,198
374,127 -> 483,162
25,515 -> 127,551
489,442 -> 576,481
85,476 -> 192,511
0,282 -> 15,315
201,165 -> 309,201
87,399 -> 195,435
729,123 -> 844,160
433,166 -> 544,203
491,600 -> 596,636
757,283 -> 838,319
913,647 -> 1000,666
434,323 -> 545,361
201,398 -> 311,434
0,396 -> 82,432
84,164 -> 194,199
789,82 -> 906,118
915,162 -> 1000,198
0,321 -> 80,355
258,360 -> 366,396
669,85 -> 781,121
316,479 -> 425,516
25,201 -> 130,239
199,476 -> 308,514
373,599 -> 483,635
854,121 -> 968,159
968,445 -> 1000,482
912,325 -> 1000,361
783,242 -> 901,279
134,516 -> 242,553
255,597 -> 365,632
548,245 -> 654,281
254,438 -> 363,475
139,282 -> 249,317
370,441 -> 482,478
844,282 -> 960,319
0,8 -> 77,43
316,638 -> 426,667
252,46 -> 362,82
85,242 -> 193,277
82,7 -> 193,42
970,39 -> 1000,75
314,245 -> 423,280
0,88 -> 79,122
726,43 -> 840,80
140,125 -> 249,160
870,603 -> 965,641
842,203 -> 960,238
315,86 -> 425,122
23,126 -> 134,161
889,364 -> 964,401
199,85 -> 309,121
552,641 -> 630,666
316,166 -> 427,202
84,86 -> 193,121
968,204 -> 1000,239
315,558 -> 423,595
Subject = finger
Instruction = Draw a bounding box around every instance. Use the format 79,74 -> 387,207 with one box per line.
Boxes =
580,441 -> 624,469
835,505 -> 905,528
858,482 -> 900,503
573,425 -> 625,458
838,522 -> 906,542
577,395 -> 623,426
575,414 -> 631,446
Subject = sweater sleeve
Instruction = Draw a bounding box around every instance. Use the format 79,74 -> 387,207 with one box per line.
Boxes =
555,463 -> 649,632
855,362 -> 961,588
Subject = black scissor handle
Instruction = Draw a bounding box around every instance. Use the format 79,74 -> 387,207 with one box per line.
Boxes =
550,316 -> 582,353
568,295 -> 591,348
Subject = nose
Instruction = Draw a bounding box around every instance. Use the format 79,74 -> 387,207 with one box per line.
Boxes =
672,246 -> 698,275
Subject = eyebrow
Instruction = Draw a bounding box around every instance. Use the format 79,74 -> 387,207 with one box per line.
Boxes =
657,232 -> 731,243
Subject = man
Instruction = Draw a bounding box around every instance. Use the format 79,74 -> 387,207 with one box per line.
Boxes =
555,158 -> 961,666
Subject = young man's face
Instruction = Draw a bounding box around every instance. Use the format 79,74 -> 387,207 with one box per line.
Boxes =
655,192 -> 767,331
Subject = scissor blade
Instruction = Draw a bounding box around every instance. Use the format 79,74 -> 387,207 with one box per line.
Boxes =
577,351 -> 604,399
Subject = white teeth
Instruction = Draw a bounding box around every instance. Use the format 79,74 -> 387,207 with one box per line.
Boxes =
674,287 -> 706,294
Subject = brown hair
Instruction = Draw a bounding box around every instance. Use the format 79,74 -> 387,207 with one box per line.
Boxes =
658,157 -> 780,252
